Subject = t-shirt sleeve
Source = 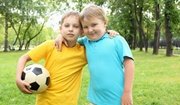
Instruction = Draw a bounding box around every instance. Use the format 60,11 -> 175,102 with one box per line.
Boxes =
77,36 -> 86,45
27,40 -> 53,62
114,35 -> 133,62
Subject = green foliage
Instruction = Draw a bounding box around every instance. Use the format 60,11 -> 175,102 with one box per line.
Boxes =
0,0 -> 180,52
30,27 -> 54,46
171,1 -> 180,37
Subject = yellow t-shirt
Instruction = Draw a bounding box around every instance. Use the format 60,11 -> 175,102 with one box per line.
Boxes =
27,40 -> 87,105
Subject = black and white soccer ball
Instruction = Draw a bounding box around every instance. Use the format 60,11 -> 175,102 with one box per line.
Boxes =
21,64 -> 50,93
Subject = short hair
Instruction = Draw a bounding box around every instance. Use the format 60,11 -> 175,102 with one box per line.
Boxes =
80,4 -> 108,24
59,11 -> 82,28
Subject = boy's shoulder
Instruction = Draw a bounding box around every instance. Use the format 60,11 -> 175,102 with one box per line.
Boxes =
111,34 -> 125,41
45,40 -> 54,43
114,34 -> 124,39
41,40 -> 55,46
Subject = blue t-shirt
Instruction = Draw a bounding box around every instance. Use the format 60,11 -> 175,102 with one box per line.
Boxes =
79,33 -> 133,105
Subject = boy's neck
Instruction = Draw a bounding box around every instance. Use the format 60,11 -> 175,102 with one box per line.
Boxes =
67,41 -> 76,47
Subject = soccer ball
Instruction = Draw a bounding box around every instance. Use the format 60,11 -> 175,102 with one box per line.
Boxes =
21,64 -> 50,93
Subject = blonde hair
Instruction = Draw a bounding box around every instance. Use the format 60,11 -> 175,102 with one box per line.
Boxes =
59,11 -> 82,28
80,4 -> 108,24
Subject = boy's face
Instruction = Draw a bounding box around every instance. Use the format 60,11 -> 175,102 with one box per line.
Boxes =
81,17 -> 106,41
60,16 -> 82,42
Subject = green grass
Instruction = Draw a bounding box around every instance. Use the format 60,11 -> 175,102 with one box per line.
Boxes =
133,50 -> 180,105
0,50 -> 180,105
0,51 -> 36,105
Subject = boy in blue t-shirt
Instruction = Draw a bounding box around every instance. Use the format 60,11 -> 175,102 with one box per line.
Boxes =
78,4 -> 134,105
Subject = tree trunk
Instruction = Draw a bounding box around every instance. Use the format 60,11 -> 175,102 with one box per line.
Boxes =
10,20 -> 23,47
18,20 -> 33,50
153,1 -> 161,55
137,4 -> 143,51
25,21 -> 45,49
164,0 -> 173,56
138,3 -> 147,52
134,0 -> 147,51
129,3 -> 137,50
131,0 -> 138,50
4,12 -> 9,52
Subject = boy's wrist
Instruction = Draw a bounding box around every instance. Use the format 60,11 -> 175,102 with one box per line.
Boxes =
124,88 -> 132,93
16,75 -> 22,81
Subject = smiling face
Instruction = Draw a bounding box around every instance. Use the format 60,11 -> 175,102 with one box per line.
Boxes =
81,17 -> 106,41
80,4 -> 108,41
60,15 -> 82,43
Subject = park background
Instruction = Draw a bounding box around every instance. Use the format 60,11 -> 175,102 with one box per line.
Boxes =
0,0 -> 180,105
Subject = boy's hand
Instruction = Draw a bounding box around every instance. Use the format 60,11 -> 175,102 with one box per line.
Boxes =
16,79 -> 32,94
55,34 -> 68,51
107,30 -> 119,38
121,91 -> 133,105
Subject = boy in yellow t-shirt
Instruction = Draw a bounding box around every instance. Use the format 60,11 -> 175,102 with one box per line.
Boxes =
16,11 -> 87,105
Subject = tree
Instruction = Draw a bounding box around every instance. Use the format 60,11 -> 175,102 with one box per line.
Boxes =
0,1 -> 11,52
134,0 -> 148,52
153,0 -> 161,55
164,0 -> 174,56
0,0 -> 52,51
24,21 -> 45,50
129,0 -> 137,49
107,0 -> 137,49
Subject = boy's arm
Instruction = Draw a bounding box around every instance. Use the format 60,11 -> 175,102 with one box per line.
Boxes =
55,34 -> 68,51
121,58 -> 134,105
77,37 -> 84,45
55,34 -> 85,50
16,54 -> 32,94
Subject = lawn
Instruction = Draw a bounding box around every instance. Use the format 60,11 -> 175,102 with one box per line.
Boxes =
0,50 -> 179,105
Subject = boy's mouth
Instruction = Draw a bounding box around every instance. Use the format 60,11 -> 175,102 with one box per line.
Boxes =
67,34 -> 74,36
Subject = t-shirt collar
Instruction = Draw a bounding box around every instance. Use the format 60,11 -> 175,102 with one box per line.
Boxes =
88,32 -> 109,42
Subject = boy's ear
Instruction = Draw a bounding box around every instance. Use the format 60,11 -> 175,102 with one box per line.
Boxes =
104,23 -> 107,28
104,21 -> 107,27
79,28 -> 83,34
79,30 -> 84,37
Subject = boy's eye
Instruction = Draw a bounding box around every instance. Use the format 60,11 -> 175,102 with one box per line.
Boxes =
73,25 -> 79,28
91,23 -> 97,27
83,26 -> 88,29
64,24 -> 70,27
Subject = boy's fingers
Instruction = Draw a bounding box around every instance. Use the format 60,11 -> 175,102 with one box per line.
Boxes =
63,40 -> 68,47
22,81 -> 33,94
24,88 -> 33,94
55,40 -> 62,51
24,85 -> 32,93
56,43 -> 62,51
59,43 -> 62,51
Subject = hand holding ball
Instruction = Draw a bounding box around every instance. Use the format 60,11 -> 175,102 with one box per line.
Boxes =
21,64 -> 50,93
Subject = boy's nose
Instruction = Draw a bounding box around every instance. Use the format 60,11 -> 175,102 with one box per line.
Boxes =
69,26 -> 73,31
88,27 -> 93,32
